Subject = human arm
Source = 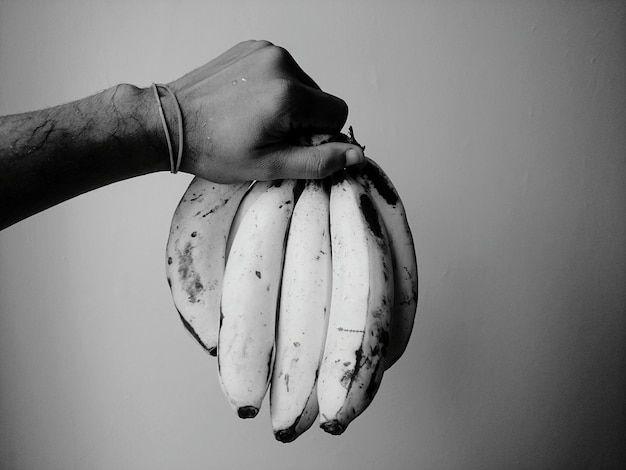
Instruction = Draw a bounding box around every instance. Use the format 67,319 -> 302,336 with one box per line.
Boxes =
0,84 -> 165,229
0,40 -> 363,230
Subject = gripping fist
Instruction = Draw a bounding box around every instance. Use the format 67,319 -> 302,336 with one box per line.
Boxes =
166,40 -> 364,182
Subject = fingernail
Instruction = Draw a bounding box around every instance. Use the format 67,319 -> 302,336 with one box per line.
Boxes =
345,147 -> 364,166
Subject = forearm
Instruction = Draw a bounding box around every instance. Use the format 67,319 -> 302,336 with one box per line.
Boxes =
0,84 -> 167,229
0,41 -> 364,230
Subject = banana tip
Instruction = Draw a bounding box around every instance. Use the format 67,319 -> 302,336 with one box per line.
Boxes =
237,406 -> 259,419
320,420 -> 346,435
274,428 -> 298,443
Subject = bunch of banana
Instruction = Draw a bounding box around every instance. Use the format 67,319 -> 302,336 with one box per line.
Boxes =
165,130 -> 418,441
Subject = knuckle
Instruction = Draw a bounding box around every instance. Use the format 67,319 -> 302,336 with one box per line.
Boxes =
307,148 -> 330,179
253,39 -> 274,49
239,39 -> 257,48
259,44 -> 291,67
258,157 -> 283,180
240,39 -> 273,51
272,77 -> 295,98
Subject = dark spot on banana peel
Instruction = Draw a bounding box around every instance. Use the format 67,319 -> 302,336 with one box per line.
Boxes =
178,267 -> 204,303
362,159 -> 399,206
177,311 -> 212,354
167,256 -> 173,265
380,328 -> 390,346
340,369 -> 355,389
237,406 -> 259,419
340,346 -> 365,391
380,329 -> 390,358
365,359 -> 384,401
255,271 -> 262,279
177,242 -> 194,278
202,208 -> 215,219
359,193 -> 383,239
191,231 -> 197,238
337,327 -> 365,333
188,279 -> 204,303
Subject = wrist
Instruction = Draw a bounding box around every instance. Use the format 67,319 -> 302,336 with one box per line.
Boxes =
111,83 -> 171,174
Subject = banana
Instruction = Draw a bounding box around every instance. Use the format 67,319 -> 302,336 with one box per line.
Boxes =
270,179 -> 332,443
165,177 -> 250,355
317,172 -> 393,435
218,179 -> 298,419
349,157 -> 418,370
225,180 -> 267,263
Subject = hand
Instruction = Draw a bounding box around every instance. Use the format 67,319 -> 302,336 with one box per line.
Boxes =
166,40 -> 363,182
0,40 -> 362,229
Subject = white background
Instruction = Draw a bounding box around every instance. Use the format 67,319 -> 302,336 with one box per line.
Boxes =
1,1 -> 625,468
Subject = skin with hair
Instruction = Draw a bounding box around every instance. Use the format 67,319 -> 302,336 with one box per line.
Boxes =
0,40 -> 364,230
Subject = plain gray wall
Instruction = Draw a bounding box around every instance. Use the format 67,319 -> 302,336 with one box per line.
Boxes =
1,1 -> 624,469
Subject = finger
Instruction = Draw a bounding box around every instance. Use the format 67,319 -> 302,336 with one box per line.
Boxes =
261,143 -> 364,180
276,84 -> 349,135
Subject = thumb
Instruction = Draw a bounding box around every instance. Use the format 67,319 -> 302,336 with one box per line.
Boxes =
269,143 -> 364,180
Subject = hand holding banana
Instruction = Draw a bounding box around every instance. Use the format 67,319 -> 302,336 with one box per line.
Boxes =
166,130 -> 418,441
166,40 -> 364,183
